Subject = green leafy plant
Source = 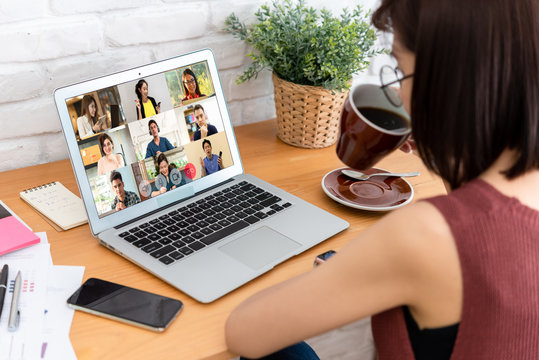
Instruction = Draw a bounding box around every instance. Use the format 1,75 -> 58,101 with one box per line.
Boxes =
224,0 -> 384,92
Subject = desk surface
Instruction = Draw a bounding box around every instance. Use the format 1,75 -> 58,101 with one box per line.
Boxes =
0,120 -> 446,360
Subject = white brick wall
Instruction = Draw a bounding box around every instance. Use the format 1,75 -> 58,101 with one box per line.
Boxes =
0,0 -> 381,172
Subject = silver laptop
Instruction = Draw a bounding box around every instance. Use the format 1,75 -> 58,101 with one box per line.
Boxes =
54,49 -> 349,303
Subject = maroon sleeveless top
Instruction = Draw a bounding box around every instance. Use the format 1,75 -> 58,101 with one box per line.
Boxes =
371,179 -> 539,359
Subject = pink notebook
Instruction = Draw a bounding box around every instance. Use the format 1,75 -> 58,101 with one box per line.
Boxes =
0,201 -> 40,255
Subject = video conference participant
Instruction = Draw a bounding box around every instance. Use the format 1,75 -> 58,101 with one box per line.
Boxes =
151,153 -> 187,197
97,133 -> 124,176
181,68 -> 206,103
77,95 -> 107,139
200,139 -> 222,177
135,79 -> 160,120
145,119 -> 175,158
110,171 -> 140,212
193,104 -> 218,141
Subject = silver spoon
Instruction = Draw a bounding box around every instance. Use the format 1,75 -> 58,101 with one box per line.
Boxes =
341,169 -> 420,181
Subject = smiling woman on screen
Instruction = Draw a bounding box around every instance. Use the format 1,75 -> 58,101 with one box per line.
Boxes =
135,79 -> 160,120
97,133 -> 124,176
77,95 -> 106,139
181,68 -> 206,103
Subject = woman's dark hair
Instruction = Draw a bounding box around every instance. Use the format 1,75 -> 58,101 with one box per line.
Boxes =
156,153 -> 172,174
81,95 -> 99,126
373,0 -> 539,189
135,79 -> 147,101
98,133 -> 114,156
182,68 -> 202,97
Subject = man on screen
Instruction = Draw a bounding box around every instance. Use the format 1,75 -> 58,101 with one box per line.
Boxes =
110,171 -> 141,211
193,104 -> 218,141
145,119 -> 175,158
200,139 -> 222,177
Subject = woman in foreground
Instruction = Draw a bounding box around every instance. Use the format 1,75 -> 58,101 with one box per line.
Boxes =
225,0 -> 539,359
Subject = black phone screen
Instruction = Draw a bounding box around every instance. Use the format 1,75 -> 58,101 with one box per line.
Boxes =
67,278 -> 183,329
317,250 -> 336,261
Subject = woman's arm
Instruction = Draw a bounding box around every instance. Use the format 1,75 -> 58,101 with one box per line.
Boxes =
97,158 -> 104,176
150,96 -> 160,114
116,154 -> 125,168
77,117 -> 90,138
225,201 -> 460,359
92,120 -> 101,132
151,187 -> 167,197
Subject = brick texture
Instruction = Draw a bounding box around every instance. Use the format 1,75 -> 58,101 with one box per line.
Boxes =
0,0 -> 376,172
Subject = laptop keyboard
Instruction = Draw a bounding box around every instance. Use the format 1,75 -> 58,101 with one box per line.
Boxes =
117,181 -> 292,265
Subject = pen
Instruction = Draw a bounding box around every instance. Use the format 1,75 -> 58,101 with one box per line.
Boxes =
0,264 -> 7,318
8,271 -> 21,332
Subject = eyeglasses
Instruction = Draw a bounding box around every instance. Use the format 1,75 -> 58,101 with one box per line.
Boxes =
379,65 -> 414,107
183,78 -> 196,85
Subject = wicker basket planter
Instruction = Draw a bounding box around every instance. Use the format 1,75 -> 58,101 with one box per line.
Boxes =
272,73 -> 349,149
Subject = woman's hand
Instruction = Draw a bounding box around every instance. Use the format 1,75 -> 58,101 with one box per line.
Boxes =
400,138 -> 416,154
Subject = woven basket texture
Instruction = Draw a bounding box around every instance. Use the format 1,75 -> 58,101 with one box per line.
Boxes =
272,73 -> 349,149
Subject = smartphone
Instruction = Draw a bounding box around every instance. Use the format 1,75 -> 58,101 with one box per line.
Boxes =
67,278 -> 183,332
219,151 -> 223,158
314,250 -> 337,267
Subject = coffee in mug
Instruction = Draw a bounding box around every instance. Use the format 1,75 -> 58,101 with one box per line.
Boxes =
336,84 -> 411,170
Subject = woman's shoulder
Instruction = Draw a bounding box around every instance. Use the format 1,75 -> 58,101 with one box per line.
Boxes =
360,200 -> 455,275
77,115 -> 87,121
375,200 -> 450,241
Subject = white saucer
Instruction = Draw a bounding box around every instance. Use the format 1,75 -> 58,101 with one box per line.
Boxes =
321,167 -> 414,211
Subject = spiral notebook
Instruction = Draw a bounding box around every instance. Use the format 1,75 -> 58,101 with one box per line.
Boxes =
20,182 -> 88,231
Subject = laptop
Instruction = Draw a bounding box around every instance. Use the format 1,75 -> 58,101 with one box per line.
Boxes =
54,49 -> 349,303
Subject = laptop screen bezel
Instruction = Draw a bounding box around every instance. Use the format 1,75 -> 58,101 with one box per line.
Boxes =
54,49 -> 244,235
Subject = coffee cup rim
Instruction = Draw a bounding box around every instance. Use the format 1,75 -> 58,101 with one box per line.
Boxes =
349,84 -> 412,136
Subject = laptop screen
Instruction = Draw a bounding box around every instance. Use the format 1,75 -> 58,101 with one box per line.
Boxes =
63,59 -> 235,219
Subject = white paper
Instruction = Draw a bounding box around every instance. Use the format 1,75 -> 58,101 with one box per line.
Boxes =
0,236 -> 49,360
0,233 -> 84,360
41,265 -> 84,360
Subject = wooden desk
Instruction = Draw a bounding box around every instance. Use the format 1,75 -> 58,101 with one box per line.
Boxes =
0,120 -> 446,359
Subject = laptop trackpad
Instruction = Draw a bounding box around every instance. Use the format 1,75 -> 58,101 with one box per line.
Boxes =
219,226 -> 301,270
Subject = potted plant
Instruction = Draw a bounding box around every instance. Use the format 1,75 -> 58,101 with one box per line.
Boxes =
224,0 -> 383,148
